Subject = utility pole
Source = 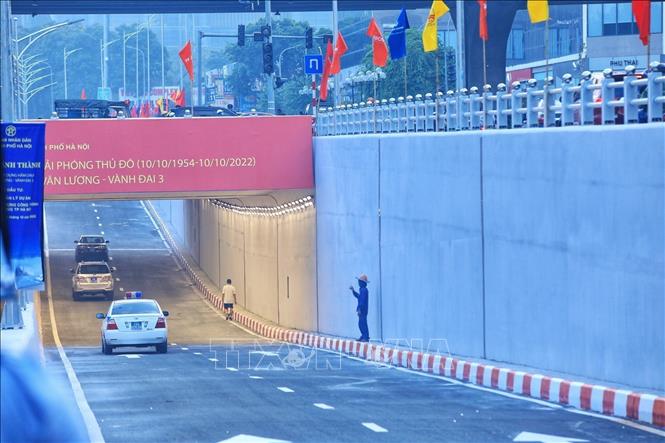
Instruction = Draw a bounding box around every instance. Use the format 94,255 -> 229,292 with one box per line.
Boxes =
103,15 -> 109,89
136,22 -> 140,101
147,15 -> 151,102
161,14 -> 166,105
264,0 -> 275,114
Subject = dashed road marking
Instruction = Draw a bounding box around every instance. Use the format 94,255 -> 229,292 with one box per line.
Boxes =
119,287 -> 124,292
362,423 -> 388,433
249,375 -> 264,379
227,367 -> 239,372
313,403 -> 335,410
115,278 -> 120,282
180,347 -> 189,350
171,343 -> 177,346
121,355 -> 141,359
100,231 -> 105,235
98,223 -> 103,227
193,352 -> 202,355
277,387 -> 294,393
209,358 -> 219,362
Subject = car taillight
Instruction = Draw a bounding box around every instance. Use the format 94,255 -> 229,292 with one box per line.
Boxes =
106,319 -> 118,330
155,317 -> 166,329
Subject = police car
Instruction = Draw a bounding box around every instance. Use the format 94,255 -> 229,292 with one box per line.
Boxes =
96,291 -> 169,354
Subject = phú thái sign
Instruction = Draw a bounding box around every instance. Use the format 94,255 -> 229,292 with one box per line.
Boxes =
43,116 -> 313,199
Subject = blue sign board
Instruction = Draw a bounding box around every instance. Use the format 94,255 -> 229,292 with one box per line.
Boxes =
1,123 -> 46,289
304,55 -> 324,75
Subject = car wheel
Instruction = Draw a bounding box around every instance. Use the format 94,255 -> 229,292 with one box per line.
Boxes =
72,292 -> 80,301
102,339 -> 113,355
156,342 -> 168,354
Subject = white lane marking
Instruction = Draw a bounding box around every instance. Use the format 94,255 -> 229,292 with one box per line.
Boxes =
98,223 -> 102,227
209,358 -> 219,362
362,423 -> 388,433
100,231 -> 105,235
566,409 -> 665,437
249,375 -> 264,379
180,347 -> 189,350
43,228 -> 106,443
115,278 -> 120,282
140,201 -> 170,249
96,216 -> 100,220
93,209 -> 98,213
513,431 -> 588,442
227,367 -> 239,372
277,387 -> 294,393
171,343 -> 178,346
121,354 -> 141,359
119,287 -> 124,292
313,403 -> 335,410
216,435 -> 290,443
193,352 -> 202,355
249,351 -> 280,356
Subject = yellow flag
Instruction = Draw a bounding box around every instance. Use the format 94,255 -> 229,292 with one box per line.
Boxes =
527,0 -> 549,23
422,0 -> 450,52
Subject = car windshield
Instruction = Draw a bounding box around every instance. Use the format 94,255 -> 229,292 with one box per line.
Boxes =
111,302 -> 160,315
81,236 -> 104,243
79,264 -> 110,274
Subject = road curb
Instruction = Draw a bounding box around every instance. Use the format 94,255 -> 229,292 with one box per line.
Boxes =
144,201 -> 665,429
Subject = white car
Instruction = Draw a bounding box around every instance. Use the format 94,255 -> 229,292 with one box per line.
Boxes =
71,261 -> 115,301
96,296 -> 169,354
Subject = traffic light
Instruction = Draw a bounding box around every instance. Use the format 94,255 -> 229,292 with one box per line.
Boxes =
262,42 -> 274,74
261,25 -> 271,39
275,77 -> 286,89
238,25 -> 245,46
305,27 -> 313,49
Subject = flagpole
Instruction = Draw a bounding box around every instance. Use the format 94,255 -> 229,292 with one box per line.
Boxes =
544,19 -> 550,81
403,58 -> 408,98
482,40 -> 487,86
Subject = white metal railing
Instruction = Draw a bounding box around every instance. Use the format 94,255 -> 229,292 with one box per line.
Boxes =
315,63 -> 665,136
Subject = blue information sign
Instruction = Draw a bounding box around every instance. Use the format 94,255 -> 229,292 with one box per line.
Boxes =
1,123 -> 46,289
304,55 -> 324,75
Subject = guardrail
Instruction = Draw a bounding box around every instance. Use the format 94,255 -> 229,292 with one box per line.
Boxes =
315,64 -> 665,136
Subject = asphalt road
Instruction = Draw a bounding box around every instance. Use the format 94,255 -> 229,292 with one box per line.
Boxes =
41,201 -> 663,443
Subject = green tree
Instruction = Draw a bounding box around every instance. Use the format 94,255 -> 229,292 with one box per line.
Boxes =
359,29 -> 456,101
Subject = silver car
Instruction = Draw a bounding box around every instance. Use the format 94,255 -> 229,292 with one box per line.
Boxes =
71,261 -> 115,301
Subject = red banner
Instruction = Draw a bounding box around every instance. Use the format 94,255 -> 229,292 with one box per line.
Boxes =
43,117 -> 313,199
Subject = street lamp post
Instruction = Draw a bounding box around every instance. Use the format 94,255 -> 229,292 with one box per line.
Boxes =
128,45 -> 147,104
12,17 -> 83,119
63,47 -> 81,99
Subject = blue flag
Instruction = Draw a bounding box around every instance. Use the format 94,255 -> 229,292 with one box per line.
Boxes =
387,8 -> 410,60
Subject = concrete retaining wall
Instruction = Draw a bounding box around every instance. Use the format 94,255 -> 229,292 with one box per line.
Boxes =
314,124 -> 664,391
